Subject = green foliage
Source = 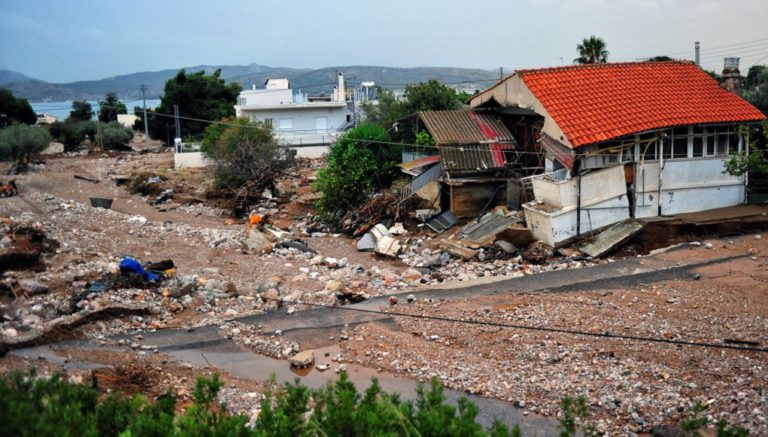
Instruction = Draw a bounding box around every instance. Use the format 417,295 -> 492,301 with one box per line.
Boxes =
574,36 -> 609,64
200,117 -> 294,189
101,121 -> 135,150
415,131 -> 435,147
646,56 -> 674,62
257,374 -> 519,436
558,395 -> 590,437
69,100 -> 94,122
680,403 -> 709,435
314,123 -> 399,221
0,88 -> 36,128
137,69 -> 241,142
362,80 -> 463,130
740,64 -> 768,115
98,92 -> 128,123
47,120 -> 97,151
0,123 -> 52,161
723,122 -> 768,177
716,419 -> 749,437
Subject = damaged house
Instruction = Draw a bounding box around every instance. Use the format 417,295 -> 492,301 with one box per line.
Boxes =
397,110 -> 525,220
468,61 -> 767,246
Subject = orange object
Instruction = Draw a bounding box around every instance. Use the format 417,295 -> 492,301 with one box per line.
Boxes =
475,62 -> 766,149
248,213 -> 263,228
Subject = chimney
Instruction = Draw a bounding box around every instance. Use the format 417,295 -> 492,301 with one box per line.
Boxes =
337,72 -> 345,102
722,57 -> 740,92
694,41 -> 700,66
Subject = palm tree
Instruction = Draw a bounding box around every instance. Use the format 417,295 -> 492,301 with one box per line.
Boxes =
574,36 -> 609,64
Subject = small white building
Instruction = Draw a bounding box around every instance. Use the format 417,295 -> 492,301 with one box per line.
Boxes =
469,61 -> 766,246
235,73 -> 353,156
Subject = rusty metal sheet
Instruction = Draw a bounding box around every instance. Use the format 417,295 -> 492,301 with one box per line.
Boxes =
456,207 -> 521,245
419,110 -> 514,145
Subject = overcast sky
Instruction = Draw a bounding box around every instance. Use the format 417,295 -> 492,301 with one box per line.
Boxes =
1,0 -> 767,83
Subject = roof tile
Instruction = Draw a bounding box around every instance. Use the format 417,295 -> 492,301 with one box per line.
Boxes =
517,62 -> 766,148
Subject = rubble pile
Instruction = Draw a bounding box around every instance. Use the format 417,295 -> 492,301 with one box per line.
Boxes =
342,279 -> 768,435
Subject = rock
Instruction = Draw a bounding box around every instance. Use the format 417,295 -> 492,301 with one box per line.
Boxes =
325,280 -> 343,292
651,424 -> 686,437
258,279 -> 279,293
310,255 -> 324,265
494,240 -> 518,254
243,230 -> 269,253
389,296 -> 398,305
2,327 -> 18,338
290,350 -> 315,368
226,282 -> 238,296
522,241 -> 554,263
18,280 -> 49,296
704,242 -> 713,250
406,294 -> 416,303
401,268 -> 422,282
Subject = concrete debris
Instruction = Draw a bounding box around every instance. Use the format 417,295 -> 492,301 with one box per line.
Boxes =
290,349 -> 315,368
438,239 -> 477,261
375,235 -> 401,257
579,219 -> 645,258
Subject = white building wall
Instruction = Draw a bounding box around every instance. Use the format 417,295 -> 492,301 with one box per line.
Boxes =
635,158 -> 745,216
525,166 -> 630,246
236,104 -> 350,147
238,88 -> 294,106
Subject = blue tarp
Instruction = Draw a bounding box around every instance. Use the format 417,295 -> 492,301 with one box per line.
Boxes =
119,256 -> 159,281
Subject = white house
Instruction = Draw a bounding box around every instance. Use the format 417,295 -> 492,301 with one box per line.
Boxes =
235,73 -> 353,157
469,61 -> 766,246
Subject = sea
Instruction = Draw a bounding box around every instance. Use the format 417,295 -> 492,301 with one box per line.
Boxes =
31,99 -> 162,121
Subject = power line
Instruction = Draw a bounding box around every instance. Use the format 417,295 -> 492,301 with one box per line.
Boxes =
258,296 -> 768,353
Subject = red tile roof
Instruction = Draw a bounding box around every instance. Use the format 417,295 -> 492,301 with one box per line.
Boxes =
515,62 -> 766,148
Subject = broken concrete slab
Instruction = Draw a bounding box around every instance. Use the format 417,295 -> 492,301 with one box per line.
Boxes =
456,206 -> 521,246
356,233 -> 375,251
579,219 -> 645,258
375,235 -> 401,257
290,349 -> 315,368
438,239 -> 477,260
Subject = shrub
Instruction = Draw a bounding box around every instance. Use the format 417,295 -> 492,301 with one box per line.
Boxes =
0,123 -> 52,161
101,121 -> 134,150
314,123 -> 401,222
201,117 -> 294,189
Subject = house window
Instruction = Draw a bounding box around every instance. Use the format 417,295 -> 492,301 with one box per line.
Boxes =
264,118 -> 273,127
705,127 -> 717,156
238,97 -> 247,105
714,126 -> 730,156
278,118 -> 293,130
315,116 -> 327,132
671,127 -> 688,159
692,126 -> 704,157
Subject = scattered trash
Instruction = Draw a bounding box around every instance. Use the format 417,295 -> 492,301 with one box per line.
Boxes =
438,239 -> 477,260
0,180 -> 19,197
388,222 -> 408,235
74,175 -> 99,183
89,197 -> 113,209
119,256 -> 160,282
275,240 -> 317,254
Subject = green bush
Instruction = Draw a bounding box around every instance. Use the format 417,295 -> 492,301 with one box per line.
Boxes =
0,123 -> 52,161
315,123 -> 401,222
0,370 -> 521,437
101,121 -> 134,150
201,117 -> 294,190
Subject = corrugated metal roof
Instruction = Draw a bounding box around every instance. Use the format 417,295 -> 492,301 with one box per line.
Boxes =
419,110 -> 515,145
418,110 -> 517,171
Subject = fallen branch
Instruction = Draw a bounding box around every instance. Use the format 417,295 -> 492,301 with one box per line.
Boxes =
74,174 -> 100,183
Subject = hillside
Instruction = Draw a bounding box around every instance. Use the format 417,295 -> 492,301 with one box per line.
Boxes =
1,64 -> 498,101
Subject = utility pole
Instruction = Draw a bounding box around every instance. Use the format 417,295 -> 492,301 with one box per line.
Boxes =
499,67 -> 503,80
173,104 -> 181,153
695,41 -> 700,67
141,85 -> 149,146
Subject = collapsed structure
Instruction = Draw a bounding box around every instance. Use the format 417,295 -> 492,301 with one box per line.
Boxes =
400,61 -> 765,247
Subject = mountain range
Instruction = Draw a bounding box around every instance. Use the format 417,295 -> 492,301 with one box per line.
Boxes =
0,64 -> 500,102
